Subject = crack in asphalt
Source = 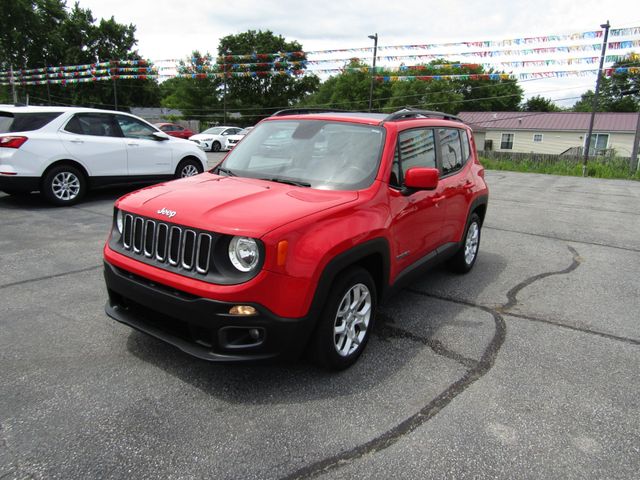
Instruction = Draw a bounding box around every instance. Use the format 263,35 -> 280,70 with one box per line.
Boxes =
0,265 -> 102,290
490,196 -> 640,217
501,245 -> 581,311
374,313 -> 480,369
485,225 -> 640,253
282,305 -> 506,480
283,245 -> 596,479
504,311 -> 640,346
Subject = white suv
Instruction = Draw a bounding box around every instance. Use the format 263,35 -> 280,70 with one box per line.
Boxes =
0,106 -> 208,205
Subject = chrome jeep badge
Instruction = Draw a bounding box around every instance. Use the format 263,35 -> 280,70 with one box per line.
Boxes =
157,207 -> 177,218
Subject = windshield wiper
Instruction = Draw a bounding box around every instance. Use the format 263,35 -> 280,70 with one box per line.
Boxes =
262,177 -> 311,187
215,166 -> 236,176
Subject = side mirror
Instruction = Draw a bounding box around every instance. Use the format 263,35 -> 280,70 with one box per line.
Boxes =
152,131 -> 170,141
404,167 -> 439,190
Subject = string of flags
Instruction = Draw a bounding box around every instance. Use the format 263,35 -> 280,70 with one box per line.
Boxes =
1,26 -> 638,87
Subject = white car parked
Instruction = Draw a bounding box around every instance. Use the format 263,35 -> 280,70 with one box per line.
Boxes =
224,127 -> 254,150
0,106 -> 208,205
188,126 -> 243,152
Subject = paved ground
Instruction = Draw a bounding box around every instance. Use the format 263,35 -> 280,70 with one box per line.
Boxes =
1,161 -> 639,479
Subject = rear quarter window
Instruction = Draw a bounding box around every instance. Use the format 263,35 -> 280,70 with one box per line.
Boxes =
0,112 -> 63,133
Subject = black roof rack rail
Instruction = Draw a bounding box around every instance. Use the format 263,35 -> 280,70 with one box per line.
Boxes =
271,108 -> 348,117
382,107 -> 463,124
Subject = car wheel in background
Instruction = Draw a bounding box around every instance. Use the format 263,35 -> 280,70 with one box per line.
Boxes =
175,158 -> 204,179
211,141 -> 221,152
41,165 -> 87,206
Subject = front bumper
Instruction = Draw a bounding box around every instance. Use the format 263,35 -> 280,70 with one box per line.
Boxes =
104,261 -> 316,362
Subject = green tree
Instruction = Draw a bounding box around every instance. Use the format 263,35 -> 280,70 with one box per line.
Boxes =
0,0 -> 160,108
522,95 -> 561,112
572,54 -> 640,112
218,30 -> 320,124
161,51 -> 222,124
302,59 -> 392,111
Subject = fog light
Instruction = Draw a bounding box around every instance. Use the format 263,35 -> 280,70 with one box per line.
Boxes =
249,328 -> 261,340
229,305 -> 257,316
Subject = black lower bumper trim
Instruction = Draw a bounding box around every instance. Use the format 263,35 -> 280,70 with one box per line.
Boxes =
0,176 -> 40,193
103,261 -> 316,362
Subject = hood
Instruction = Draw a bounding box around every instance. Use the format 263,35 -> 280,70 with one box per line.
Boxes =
116,173 -> 359,238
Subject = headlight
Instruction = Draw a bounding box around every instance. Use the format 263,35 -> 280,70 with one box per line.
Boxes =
115,209 -> 123,234
228,236 -> 259,272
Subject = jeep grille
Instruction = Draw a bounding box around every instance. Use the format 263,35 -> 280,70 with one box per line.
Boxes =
122,213 -> 213,275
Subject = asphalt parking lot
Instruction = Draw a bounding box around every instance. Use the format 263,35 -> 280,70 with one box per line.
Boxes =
1,156 -> 639,479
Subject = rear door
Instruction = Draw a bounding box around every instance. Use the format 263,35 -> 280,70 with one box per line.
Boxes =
59,113 -> 127,177
115,114 -> 173,176
436,128 -> 474,243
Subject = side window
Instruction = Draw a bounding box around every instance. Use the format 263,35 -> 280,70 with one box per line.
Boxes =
64,113 -> 119,137
398,129 -> 436,170
389,146 -> 401,188
439,128 -> 463,175
116,116 -> 157,140
390,129 -> 436,188
460,130 -> 471,165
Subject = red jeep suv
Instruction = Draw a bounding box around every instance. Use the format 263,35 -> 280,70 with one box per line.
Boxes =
103,108 -> 488,369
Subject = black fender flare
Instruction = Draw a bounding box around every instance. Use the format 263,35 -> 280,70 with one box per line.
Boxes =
307,237 -> 391,321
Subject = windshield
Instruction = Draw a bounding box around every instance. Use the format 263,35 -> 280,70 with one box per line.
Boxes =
218,120 -> 385,191
202,127 -> 225,135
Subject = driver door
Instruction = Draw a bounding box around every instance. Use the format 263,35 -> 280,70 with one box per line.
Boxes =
115,115 -> 173,176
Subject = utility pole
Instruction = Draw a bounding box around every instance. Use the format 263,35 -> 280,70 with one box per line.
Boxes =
44,61 -> 51,105
222,49 -> 232,125
368,33 -> 378,112
9,65 -> 18,104
631,111 -> 640,173
582,20 -> 610,177
112,77 -> 118,111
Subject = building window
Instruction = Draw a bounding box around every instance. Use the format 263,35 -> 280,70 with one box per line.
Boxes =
500,133 -> 514,150
586,133 -> 609,155
533,133 -> 543,143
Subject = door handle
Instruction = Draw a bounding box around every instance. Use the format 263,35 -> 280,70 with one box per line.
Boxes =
127,142 -> 139,147
432,195 -> 446,203
70,139 -> 84,144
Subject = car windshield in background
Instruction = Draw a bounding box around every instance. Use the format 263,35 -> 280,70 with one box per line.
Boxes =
0,112 -> 63,133
219,120 -> 385,190
202,127 -> 225,135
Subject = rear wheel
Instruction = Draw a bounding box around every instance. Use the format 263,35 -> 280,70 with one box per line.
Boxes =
41,165 -> 86,206
448,213 -> 481,273
310,267 -> 376,370
175,158 -> 203,179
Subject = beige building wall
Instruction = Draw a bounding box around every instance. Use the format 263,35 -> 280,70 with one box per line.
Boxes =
481,129 -> 635,156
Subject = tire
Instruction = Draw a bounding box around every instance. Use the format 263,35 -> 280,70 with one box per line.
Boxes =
41,165 -> 86,206
175,158 -> 203,179
310,267 -> 377,370
211,141 -> 221,152
448,213 -> 481,274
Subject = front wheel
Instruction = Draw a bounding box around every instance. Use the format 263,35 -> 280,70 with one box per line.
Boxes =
211,141 -> 221,152
310,267 -> 377,370
175,158 -> 203,179
448,213 -> 481,273
41,165 -> 86,206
